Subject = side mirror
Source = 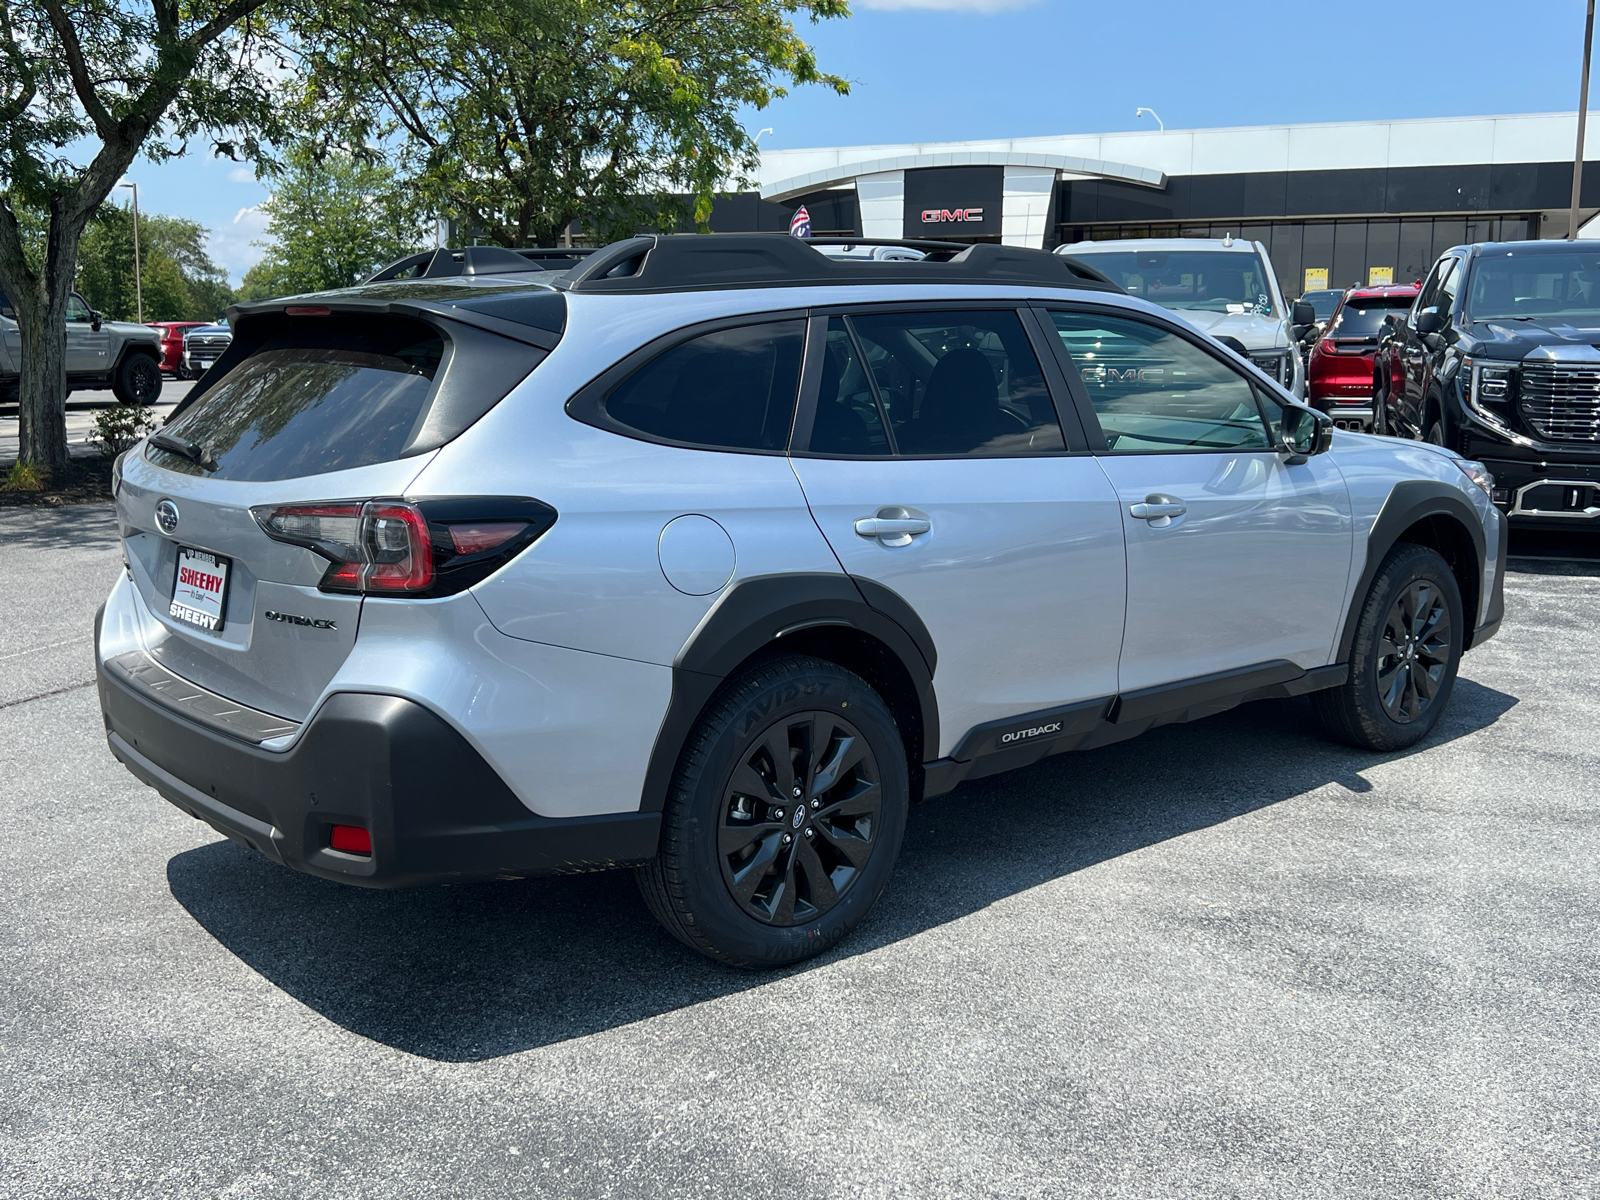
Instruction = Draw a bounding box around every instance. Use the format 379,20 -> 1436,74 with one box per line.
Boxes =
90,310 -> 103,332
1279,405 -> 1334,464
1292,300 -> 1316,326
1415,308 -> 1444,335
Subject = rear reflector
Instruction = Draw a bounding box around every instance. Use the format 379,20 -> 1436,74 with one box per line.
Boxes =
330,825 -> 371,854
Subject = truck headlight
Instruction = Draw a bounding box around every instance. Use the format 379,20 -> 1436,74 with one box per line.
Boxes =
1249,351 -> 1290,385
1464,357 -> 1516,411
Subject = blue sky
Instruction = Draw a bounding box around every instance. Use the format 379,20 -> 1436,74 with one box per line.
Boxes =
118,0 -> 1597,283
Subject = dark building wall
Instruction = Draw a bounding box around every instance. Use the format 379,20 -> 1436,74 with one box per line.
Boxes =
1060,160 -> 1600,225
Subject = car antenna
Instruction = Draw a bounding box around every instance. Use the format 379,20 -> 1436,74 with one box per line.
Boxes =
1222,232 -> 1234,247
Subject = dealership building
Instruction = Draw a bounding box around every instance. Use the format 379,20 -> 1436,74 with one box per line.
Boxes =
715,112 -> 1600,300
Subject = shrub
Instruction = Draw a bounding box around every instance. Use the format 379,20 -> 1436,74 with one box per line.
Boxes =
90,403 -> 160,457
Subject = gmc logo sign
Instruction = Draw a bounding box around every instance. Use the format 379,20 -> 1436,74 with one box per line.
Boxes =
921,208 -> 984,223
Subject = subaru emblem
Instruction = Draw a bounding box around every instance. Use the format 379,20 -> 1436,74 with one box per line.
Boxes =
155,499 -> 180,535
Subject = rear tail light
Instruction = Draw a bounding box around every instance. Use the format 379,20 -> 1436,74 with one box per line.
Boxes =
252,496 -> 557,597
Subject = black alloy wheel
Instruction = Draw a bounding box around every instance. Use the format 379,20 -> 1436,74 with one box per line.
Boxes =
637,655 -> 909,969
718,710 -> 881,927
115,353 -> 162,405
1374,579 -> 1452,724
1311,542 -> 1464,752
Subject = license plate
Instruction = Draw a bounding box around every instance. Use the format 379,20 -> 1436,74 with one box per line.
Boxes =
170,547 -> 230,632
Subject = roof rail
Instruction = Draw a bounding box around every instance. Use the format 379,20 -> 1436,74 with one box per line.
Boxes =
559,234 -> 1120,294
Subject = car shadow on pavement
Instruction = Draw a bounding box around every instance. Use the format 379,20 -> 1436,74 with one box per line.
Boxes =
167,678 -> 1517,1062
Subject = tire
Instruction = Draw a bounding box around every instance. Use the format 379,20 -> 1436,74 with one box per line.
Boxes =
1424,420 -> 1446,446
637,655 -> 909,969
112,353 -> 162,405
1312,543 -> 1464,752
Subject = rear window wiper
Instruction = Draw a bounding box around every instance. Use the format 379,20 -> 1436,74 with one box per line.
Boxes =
148,431 -> 218,471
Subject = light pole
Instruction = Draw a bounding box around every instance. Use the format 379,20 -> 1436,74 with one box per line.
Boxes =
1572,1 -> 1597,238
118,181 -> 143,322
1135,107 -> 1164,133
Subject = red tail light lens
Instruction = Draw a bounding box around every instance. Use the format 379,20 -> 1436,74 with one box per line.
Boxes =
253,500 -> 433,594
329,825 -> 371,854
448,522 -> 526,556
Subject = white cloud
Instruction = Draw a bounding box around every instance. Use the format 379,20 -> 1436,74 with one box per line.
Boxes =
228,166 -> 257,184
203,204 -> 273,283
857,0 -> 1039,10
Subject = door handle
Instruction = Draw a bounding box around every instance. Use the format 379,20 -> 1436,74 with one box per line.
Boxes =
854,507 -> 931,547
854,517 -> 931,537
1129,498 -> 1187,521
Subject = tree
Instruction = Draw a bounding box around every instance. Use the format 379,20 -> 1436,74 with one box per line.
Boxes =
0,0 -> 285,471
76,206 -> 233,321
241,142 -> 429,298
296,0 -> 849,249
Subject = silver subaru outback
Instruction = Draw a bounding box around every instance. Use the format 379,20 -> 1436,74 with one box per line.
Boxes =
96,235 -> 1506,968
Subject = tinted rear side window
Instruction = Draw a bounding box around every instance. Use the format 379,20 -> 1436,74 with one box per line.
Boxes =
149,318 -> 445,481
604,320 -> 805,452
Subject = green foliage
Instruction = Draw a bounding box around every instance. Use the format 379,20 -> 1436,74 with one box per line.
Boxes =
295,0 -> 850,248
0,0 -> 288,467
1,461 -> 50,491
243,142 -> 429,297
89,401 -> 160,456
76,205 -> 234,321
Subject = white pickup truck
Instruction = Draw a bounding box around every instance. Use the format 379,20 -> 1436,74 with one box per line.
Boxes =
1056,237 -> 1312,398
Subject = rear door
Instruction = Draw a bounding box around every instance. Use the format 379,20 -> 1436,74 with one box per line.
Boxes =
788,306 -> 1126,756
1041,305 -> 1352,693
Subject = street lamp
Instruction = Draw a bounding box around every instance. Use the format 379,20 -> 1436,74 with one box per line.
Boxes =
118,181 -> 143,323
1135,107 -> 1164,133
1571,0 -> 1596,239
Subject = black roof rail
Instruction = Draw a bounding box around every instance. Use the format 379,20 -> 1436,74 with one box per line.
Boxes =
559,234 -> 1120,294
365,245 -> 555,284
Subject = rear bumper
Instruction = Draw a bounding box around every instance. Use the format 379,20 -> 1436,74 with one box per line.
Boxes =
97,654 -> 660,887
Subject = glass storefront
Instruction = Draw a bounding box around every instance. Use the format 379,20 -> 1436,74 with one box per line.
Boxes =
1056,215 -> 1537,300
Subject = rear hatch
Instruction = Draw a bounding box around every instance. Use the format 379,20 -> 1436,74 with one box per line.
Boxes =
113,293 -> 558,723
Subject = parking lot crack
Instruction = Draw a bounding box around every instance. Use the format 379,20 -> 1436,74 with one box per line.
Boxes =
0,680 -> 95,711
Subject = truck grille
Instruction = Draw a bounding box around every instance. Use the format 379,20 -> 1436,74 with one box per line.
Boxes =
1520,363 -> 1600,442
187,335 -> 231,352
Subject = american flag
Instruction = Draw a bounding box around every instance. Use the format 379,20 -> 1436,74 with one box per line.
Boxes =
789,205 -> 811,238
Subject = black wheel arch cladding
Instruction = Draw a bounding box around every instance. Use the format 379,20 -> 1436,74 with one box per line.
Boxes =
1338,480 -> 1489,663
639,573 -> 939,814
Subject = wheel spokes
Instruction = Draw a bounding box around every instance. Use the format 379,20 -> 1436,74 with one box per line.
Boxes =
817,778 -> 880,821
810,731 -> 866,796
728,832 -> 786,905
793,839 -> 839,913
815,819 -> 873,870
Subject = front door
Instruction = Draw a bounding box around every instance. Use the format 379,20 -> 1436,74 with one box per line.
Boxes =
789,307 -> 1127,757
1043,307 -> 1353,694
1399,254 -> 1461,439
64,293 -> 109,377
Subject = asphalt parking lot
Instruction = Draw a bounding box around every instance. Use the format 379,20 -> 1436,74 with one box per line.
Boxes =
2,506 -> 1597,1199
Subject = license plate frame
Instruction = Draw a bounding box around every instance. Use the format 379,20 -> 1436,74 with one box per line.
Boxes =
170,546 -> 231,632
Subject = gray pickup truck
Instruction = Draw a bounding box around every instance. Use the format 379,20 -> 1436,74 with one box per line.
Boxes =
0,290 -> 164,404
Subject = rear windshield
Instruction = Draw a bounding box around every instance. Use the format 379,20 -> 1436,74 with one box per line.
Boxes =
1325,296 -> 1413,338
148,318 -> 444,480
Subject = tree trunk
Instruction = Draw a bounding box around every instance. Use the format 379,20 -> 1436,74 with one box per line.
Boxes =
16,280 -> 71,471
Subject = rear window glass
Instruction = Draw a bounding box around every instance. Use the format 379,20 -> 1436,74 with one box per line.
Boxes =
1326,296 -> 1413,338
148,318 -> 444,480
604,320 -> 804,452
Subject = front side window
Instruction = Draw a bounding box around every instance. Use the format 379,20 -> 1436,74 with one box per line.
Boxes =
1066,249 -> 1277,317
66,294 -> 92,322
1413,257 -> 1451,321
813,309 -> 1063,457
605,320 -> 804,452
1434,257 -> 1462,315
1049,311 -> 1270,453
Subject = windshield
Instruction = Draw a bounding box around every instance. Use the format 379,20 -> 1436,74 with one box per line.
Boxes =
1069,249 -> 1277,316
1325,296 -> 1414,339
1301,290 -> 1344,321
1466,251 -> 1600,321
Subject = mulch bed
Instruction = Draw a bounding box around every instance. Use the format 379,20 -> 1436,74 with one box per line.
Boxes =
0,455 -> 115,507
